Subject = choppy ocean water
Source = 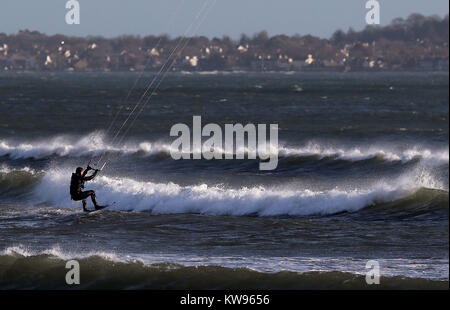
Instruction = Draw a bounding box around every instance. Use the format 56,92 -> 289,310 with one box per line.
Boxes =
0,71 -> 448,289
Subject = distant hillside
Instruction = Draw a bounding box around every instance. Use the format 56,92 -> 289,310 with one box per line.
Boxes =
0,13 -> 448,72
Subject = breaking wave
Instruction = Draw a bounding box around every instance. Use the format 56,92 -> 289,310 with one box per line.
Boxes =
1,132 -> 447,218
0,246 -> 447,289
0,134 -> 448,165
0,164 -> 438,218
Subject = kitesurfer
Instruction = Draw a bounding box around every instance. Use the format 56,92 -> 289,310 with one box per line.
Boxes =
70,166 -> 104,212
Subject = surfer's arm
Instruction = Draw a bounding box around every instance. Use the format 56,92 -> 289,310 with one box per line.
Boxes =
83,169 -> 99,181
81,168 -> 90,178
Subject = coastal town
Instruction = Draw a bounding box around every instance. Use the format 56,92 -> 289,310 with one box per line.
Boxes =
0,14 -> 448,72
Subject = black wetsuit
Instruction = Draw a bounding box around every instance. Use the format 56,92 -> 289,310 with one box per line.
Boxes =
70,169 -> 99,208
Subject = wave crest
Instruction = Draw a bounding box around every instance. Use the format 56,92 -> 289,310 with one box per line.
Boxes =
29,165 -> 448,218
0,248 -> 447,289
1,134 -> 448,166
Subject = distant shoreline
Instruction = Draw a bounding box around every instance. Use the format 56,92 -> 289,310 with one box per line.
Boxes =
1,13 -> 448,72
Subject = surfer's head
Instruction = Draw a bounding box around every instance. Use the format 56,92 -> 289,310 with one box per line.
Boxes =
76,167 -> 83,175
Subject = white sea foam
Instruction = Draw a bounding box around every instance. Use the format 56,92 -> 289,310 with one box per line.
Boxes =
32,163 -> 445,217
0,164 -> 37,174
2,244 -> 120,262
0,133 -> 170,159
0,134 -> 448,165
2,245 -> 447,280
279,142 -> 449,164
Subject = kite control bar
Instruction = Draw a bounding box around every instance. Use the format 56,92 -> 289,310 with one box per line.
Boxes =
85,159 -> 106,173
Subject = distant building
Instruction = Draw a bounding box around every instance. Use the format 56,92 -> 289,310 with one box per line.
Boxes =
3,55 -> 35,70
418,59 -> 434,71
0,56 -> 7,70
250,58 -> 291,71
305,54 -> 314,65
436,58 -> 449,71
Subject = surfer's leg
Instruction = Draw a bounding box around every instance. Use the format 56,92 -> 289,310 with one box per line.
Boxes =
82,199 -> 88,212
85,190 -> 102,210
76,190 -> 98,210
72,192 -> 90,212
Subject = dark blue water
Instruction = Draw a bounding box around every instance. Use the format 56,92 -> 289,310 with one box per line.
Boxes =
0,71 -> 448,289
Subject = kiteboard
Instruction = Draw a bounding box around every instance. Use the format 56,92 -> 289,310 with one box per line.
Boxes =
84,205 -> 110,213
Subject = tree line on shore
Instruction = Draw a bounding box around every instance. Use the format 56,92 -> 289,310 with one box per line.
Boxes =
0,13 -> 448,72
